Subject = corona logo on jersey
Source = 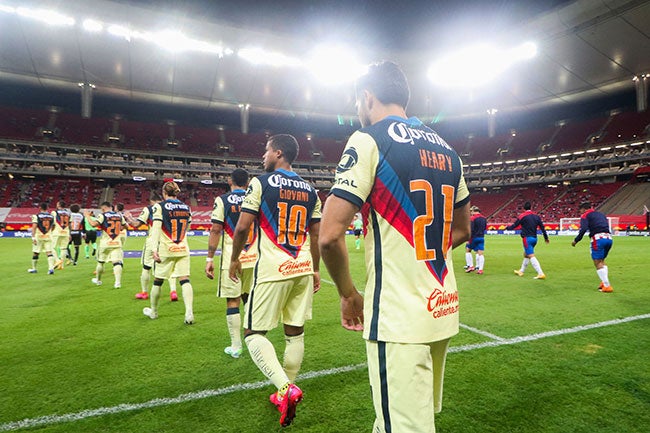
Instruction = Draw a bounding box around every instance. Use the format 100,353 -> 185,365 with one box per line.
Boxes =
278,258 -> 312,277
227,194 -> 244,205
387,121 -> 452,150
164,202 -> 190,211
426,288 -> 459,319
268,174 -> 313,191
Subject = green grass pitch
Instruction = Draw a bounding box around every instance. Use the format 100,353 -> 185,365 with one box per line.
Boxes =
1,235 -> 649,432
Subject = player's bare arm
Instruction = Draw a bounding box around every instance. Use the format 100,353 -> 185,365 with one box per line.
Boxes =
205,222 -> 223,279
309,221 -> 321,293
149,220 -> 162,263
229,211 -> 255,282
84,211 -> 100,228
451,202 -> 471,249
319,195 -> 364,331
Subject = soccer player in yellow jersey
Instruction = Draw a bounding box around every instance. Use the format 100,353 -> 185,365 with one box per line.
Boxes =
206,168 -> 258,359
51,200 -> 71,269
320,61 -> 471,433
85,202 -> 127,288
125,192 -> 179,301
115,202 -> 128,248
28,202 -> 56,274
229,134 -> 321,427
143,181 -> 194,324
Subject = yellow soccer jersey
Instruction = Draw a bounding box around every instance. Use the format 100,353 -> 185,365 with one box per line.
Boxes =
241,170 -> 321,284
51,209 -> 71,236
32,212 -> 54,240
95,211 -> 126,249
211,190 -> 258,270
330,116 -> 470,344
152,199 -> 191,257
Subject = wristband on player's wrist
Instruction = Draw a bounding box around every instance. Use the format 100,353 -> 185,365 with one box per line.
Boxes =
206,257 -> 214,262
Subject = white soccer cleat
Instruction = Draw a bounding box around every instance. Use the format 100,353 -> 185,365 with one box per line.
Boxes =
114,283 -> 121,289
27,268 -> 37,273
91,278 -> 102,286
224,346 -> 242,359
142,307 -> 158,319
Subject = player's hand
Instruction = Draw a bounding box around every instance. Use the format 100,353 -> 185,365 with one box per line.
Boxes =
153,251 -> 161,263
229,259 -> 241,283
205,261 -> 215,279
32,238 -> 37,245
340,289 -> 364,332
312,271 -> 321,293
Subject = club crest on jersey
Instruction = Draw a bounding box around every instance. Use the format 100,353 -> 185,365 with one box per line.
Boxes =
336,147 -> 358,173
387,121 -> 452,150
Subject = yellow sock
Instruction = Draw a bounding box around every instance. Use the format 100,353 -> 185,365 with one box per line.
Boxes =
283,333 -> 305,383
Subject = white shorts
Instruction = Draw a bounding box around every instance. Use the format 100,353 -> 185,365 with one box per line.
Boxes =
154,255 -> 190,280
244,275 -> 313,332
367,338 -> 451,433
218,267 -> 254,298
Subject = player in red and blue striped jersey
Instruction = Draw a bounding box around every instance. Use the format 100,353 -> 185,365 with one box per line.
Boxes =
572,201 -> 614,292
320,61 -> 471,433
507,201 -> 549,279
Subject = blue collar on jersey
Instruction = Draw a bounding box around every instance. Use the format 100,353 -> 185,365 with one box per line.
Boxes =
275,168 -> 296,176
232,188 -> 246,193
384,115 -> 423,127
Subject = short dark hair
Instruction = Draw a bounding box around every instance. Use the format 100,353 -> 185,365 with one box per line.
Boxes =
355,61 -> 410,109
579,201 -> 591,210
116,203 -> 124,212
269,134 -> 299,164
57,200 -> 66,208
231,168 -> 249,187
100,201 -> 113,209
70,204 -> 80,213
523,202 -> 531,210
39,202 -> 48,211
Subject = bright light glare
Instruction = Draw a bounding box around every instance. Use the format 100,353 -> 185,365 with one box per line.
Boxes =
238,47 -> 302,67
83,19 -> 103,32
0,4 -> 16,14
428,41 -> 537,87
108,24 -> 132,41
147,30 -> 227,56
16,7 -> 75,26
306,44 -> 366,85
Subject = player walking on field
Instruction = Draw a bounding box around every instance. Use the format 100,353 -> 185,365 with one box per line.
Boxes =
507,201 -> 549,279
124,192 -> 179,302
142,181 -> 194,324
319,61 -> 471,433
465,205 -> 487,274
51,200 -> 71,269
206,168 -> 258,359
28,202 -> 56,275
229,134 -> 321,427
572,201 -> 614,293
86,202 -> 126,288
68,204 -> 85,266
352,214 -> 363,249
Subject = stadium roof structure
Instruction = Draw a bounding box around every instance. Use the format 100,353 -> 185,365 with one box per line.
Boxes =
0,0 -> 649,123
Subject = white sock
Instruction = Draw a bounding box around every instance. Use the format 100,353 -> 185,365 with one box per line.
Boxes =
530,257 -> 543,275
226,309 -> 242,350
169,278 -> 177,294
465,252 -> 473,267
520,258 -> 530,273
181,281 -> 193,318
597,266 -> 610,286
140,269 -> 150,293
95,263 -> 104,281
476,255 -> 485,271
245,333 -> 290,390
283,333 -> 305,383
150,283 -> 161,314
47,255 -> 55,271
113,264 -> 123,286
32,259 -> 38,269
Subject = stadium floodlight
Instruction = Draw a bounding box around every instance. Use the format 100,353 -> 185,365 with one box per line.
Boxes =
108,24 -> 132,41
238,47 -> 302,67
306,44 -> 367,85
82,19 -> 103,32
132,176 -> 146,181
0,4 -> 16,14
143,30 -> 228,56
428,41 -> 537,87
200,179 -> 213,185
15,7 -> 75,26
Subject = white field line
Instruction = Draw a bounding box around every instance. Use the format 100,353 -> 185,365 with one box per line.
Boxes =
459,323 -> 505,341
2,313 -> 648,432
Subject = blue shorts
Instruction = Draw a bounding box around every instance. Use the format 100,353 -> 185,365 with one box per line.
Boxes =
522,236 -> 537,256
467,237 -> 484,252
590,237 -> 613,260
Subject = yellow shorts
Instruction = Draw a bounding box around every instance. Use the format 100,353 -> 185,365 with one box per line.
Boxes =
218,267 -> 254,298
97,246 -> 124,263
154,255 -> 190,280
53,234 -> 70,250
32,238 -> 53,254
244,275 -> 313,332
141,242 -> 154,268
367,338 -> 451,433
